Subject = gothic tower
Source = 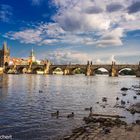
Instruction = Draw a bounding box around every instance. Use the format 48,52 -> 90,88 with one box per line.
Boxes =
0,42 -> 10,67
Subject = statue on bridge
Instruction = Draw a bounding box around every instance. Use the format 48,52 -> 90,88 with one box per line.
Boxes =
109,61 -> 118,77
85,61 -> 94,76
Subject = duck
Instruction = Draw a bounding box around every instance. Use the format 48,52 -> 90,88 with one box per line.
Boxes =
121,87 -> 129,91
85,107 -> 92,112
102,97 -> 107,102
130,109 -> 136,115
121,100 -> 126,105
122,93 -> 127,96
39,90 -> 43,93
67,112 -> 74,118
51,110 -> 59,117
133,96 -> 137,99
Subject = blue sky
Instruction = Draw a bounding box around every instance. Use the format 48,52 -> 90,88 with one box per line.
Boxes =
0,0 -> 140,64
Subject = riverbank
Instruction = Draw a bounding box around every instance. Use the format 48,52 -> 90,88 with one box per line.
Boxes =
64,121 -> 140,140
63,84 -> 140,140
63,112 -> 140,140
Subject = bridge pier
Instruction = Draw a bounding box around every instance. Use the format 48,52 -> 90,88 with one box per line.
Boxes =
85,61 -> 94,76
63,68 -> 70,75
27,61 -> 32,74
136,62 -> 140,77
44,60 -> 51,74
109,62 -> 118,77
0,67 -> 3,74
63,67 -> 75,75
136,71 -> 140,77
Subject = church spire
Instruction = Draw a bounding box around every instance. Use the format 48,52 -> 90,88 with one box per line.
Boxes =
29,47 -> 36,62
31,47 -> 34,57
3,41 -> 8,52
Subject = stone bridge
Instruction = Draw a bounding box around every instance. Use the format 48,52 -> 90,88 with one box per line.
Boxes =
5,61 -> 140,77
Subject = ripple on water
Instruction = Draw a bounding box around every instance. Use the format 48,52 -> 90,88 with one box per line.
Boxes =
0,74 -> 139,139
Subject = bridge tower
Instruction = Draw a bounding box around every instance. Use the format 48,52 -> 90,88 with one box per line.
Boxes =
0,42 -> 10,67
136,61 -> 140,77
85,61 -> 94,76
109,61 -> 118,77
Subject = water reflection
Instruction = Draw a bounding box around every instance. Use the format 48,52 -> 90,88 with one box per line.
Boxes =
0,74 -> 139,139
0,75 -> 9,99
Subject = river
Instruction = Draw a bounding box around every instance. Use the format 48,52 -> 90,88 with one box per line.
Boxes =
0,74 -> 139,140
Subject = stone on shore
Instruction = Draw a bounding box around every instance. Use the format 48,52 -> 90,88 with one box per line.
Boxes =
121,87 -> 129,91
127,103 -> 140,113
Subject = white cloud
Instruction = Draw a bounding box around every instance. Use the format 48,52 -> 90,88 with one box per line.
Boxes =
47,51 -> 93,64
47,49 -> 130,64
40,39 -> 58,45
5,29 -> 42,44
122,13 -> 136,21
54,10 -> 111,32
4,0 -> 140,48
120,18 -> 140,31
96,28 -> 124,47
106,55 -> 117,63
0,4 -> 13,22
4,23 -> 63,45
52,0 -> 140,47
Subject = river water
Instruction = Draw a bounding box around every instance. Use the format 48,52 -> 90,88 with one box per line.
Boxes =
0,74 -> 139,140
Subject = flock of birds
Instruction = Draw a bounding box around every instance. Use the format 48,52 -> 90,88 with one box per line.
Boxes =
40,86 -> 138,118
51,91 -> 138,118
51,111 -> 75,118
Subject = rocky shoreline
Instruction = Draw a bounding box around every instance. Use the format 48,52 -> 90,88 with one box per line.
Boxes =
63,122 -> 140,140
63,84 -> 140,140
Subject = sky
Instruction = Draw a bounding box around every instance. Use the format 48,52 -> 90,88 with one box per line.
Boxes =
0,0 -> 140,64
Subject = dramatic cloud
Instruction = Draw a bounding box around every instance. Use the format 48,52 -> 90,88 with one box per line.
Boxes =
0,4 -> 13,22
106,2 -> 123,12
128,1 -> 140,13
4,0 -> 140,49
55,11 -> 110,32
53,0 -> 111,32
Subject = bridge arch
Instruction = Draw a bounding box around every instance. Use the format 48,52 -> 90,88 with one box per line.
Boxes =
32,67 -> 44,74
94,66 -> 110,72
5,62 -> 9,67
118,66 -> 136,72
118,68 -> 136,76
5,67 -> 11,73
17,67 -> 28,74
71,67 -> 86,75
51,67 -> 64,75
94,67 -> 109,75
